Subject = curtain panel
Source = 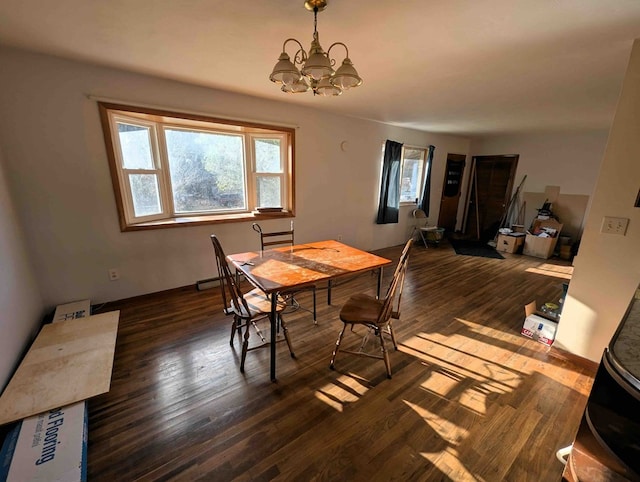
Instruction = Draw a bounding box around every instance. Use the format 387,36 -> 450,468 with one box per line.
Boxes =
418,145 -> 435,215
376,140 -> 403,224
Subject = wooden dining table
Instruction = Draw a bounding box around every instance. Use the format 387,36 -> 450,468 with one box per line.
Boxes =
227,239 -> 391,381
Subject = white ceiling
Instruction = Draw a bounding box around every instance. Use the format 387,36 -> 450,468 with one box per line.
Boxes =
1,0 -> 640,136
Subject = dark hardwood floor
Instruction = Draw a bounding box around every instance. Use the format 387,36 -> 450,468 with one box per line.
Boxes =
89,239 -> 595,481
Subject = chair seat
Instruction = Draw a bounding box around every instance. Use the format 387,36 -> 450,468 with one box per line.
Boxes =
232,288 -> 286,318
339,293 -> 384,325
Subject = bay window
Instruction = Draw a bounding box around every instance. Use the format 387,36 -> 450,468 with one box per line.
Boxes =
99,103 -> 294,230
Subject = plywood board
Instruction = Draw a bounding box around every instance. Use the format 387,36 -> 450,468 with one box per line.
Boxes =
0,311 -> 119,426
523,192 -> 589,242
544,185 -> 561,204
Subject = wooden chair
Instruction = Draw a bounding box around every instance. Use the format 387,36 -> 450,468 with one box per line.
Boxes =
329,239 -> 412,378
252,223 -> 317,323
210,234 -> 294,372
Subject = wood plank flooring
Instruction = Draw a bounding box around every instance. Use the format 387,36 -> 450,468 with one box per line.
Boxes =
89,240 -> 596,481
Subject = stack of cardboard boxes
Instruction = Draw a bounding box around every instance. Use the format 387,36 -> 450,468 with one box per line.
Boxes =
495,218 -> 564,259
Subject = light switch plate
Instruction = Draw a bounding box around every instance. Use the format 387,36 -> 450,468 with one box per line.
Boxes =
601,216 -> 629,235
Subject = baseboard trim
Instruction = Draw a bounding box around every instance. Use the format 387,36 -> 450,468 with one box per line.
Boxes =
550,346 -> 599,373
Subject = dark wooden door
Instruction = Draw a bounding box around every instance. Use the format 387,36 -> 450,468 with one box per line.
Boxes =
464,155 -> 518,241
438,154 -> 466,232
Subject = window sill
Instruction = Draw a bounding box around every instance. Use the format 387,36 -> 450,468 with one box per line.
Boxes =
121,210 -> 294,232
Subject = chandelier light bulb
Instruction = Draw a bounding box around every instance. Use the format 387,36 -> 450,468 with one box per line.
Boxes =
331,58 -> 363,90
282,77 -> 311,93
301,33 -> 334,81
315,77 -> 342,96
269,52 -> 302,86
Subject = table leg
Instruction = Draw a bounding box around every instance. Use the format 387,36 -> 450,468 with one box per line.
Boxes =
270,293 -> 277,382
328,280 -> 333,305
377,267 -> 383,299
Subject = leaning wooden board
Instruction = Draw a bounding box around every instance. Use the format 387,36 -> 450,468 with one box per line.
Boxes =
0,311 -> 119,426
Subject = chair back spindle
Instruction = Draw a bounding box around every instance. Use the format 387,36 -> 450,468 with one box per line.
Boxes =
211,235 -> 250,318
380,239 -> 412,324
252,223 -> 294,250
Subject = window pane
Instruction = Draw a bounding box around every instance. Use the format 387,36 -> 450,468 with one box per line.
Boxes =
130,174 -> 162,216
400,159 -> 420,202
165,129 -> 246,213
256,176 -> 282,208
118,123 -> 154,169
255,138 -> 282,173
403,148 -> 424,161
400,150 -> 425,203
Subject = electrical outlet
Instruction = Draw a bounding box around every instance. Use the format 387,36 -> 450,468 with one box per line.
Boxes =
108,268 -> 120,281
337,234 -> 343,241
601,216 -> 629,235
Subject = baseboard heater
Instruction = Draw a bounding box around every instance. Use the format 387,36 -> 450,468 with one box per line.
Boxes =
196,277 -> 221,291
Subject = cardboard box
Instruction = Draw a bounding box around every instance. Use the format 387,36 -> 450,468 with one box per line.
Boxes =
523,234 -> 558,259
521,301 -> 558,346
53,300 -> 91,323
523,219 -> 563,259
530,218 -> 563,237
559,245 -> 572,260
496,234 -> 525,253
0,403 -> 88,482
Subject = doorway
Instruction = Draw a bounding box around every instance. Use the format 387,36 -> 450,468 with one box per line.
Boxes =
463,155 -> 519,241
438,153 -> 466,232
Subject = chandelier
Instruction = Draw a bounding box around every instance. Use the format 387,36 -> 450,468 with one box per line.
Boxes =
269,0 -> 363,96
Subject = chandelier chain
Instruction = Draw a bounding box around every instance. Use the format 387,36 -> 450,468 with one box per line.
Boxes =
313,7 -> 318,35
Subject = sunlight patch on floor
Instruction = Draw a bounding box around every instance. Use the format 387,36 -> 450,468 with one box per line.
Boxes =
421,446 -> 483,481
418,366 -> 509,416
404,400 -> 469,446
314,372 -> 370,412
399,335 -> 522,416
400,314 -> 591,416
526,263 -> 573,279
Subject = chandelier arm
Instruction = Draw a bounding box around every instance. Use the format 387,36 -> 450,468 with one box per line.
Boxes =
282,38 -> 306,54
282,38 -> 308,66
327,42 -> 350,61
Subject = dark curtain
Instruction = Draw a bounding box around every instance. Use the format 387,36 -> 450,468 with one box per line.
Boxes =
417,145 -> 435,215
376,140 -> 403,224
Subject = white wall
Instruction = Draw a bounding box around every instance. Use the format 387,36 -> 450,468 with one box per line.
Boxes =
470,131 -> 608,194
465,130 -> 608,233
0,46 -> 470,307
555,39 -> 640,362
0,146 -> 44,390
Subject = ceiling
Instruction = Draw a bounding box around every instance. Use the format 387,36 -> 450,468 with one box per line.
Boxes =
1,0 -> 640,136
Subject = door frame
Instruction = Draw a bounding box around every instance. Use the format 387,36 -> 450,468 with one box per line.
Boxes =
462,154 -> 519,239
